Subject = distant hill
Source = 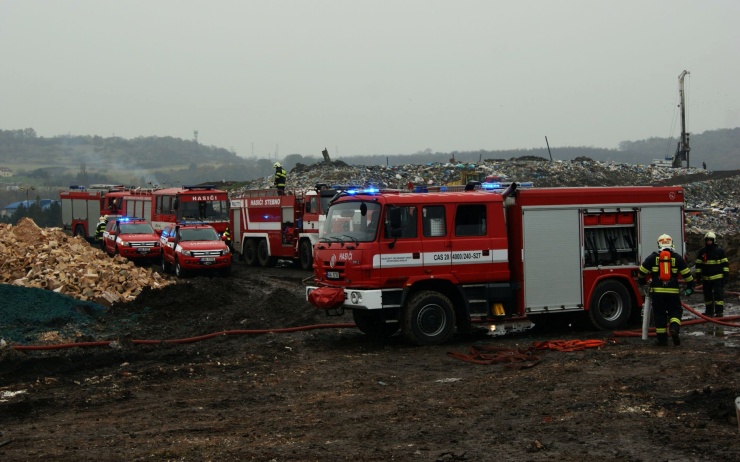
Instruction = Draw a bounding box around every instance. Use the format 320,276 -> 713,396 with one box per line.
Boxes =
0,127 -> 738,186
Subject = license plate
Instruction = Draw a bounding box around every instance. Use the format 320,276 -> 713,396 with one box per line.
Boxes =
137,248 -> 150,253
326,271 -> 340,280
201,257 -> 215,264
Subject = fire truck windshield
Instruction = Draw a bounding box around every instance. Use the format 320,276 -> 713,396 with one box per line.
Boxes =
179,227 -> 219,242
178,200 -> 229,221
321,201 -> 382,242
120,223 -> 155,234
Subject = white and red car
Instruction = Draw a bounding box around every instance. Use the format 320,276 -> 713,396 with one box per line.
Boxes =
160,223 -> 231,278
103,217 -> 162,262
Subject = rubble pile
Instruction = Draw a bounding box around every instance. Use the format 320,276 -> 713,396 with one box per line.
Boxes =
0,218 -> 173,306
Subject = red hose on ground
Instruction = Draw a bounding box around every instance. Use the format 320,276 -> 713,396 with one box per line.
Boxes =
614,299 -> 740,337
10,323 -> 357,351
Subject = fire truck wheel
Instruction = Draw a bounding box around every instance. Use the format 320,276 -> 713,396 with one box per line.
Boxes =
257,239 -> 277,267
588,280 -> 632,330
244,239 -> 258,266
402,291 -> 456,346
175,258 -> 188,278
299,239 -> 313,271
352,310 -> 400,338
73,225 -> 86,239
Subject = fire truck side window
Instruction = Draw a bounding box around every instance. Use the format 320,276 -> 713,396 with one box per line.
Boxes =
423,206 -> 446,237
307,196 -> 318,214
455,204 -> 486,236
399,206 -> 417,238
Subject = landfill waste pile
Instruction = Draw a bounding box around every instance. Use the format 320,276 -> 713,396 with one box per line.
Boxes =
0,218 -> 173,306
239,157 -> 740,237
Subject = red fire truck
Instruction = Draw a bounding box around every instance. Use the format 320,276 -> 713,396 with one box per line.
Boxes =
229,185 -> 341,270
119,185 -> 230,235
60,184 -> 127,240
306,184 -> 688,345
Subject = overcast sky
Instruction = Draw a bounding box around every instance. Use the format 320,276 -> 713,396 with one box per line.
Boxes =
2,0 -> 738,159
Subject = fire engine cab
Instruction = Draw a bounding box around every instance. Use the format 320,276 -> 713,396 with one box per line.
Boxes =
103,217 -> 162,262
306,184 -> 687,345
229,185 -> 341,270
160,222 -> 232,278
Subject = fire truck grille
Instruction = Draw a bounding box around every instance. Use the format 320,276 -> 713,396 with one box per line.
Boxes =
190,250 -> 223,257
131,242 -> 155,248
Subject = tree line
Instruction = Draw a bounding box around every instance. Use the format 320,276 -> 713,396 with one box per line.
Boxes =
1,127 -> 738,190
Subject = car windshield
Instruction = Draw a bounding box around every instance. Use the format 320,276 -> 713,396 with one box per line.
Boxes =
119,223 -> 155,234
179,228 -> 219,241
321,201 -> 381,243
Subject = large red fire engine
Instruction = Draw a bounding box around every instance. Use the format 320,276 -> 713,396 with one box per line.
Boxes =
122,185 -> 230,235
306,183 -> 688,345
229,185 -> 341,270
60,184 -> 127,239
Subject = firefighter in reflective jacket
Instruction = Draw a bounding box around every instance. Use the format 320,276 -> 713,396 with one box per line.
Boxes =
95,215 -> 107,244
637,234 -> 695,346
273,162 -> 287,195
222,226 -> 233,252
694,231 -> 729,317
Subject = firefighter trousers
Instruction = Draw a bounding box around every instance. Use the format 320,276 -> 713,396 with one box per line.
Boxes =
702,279 -> 724,316
651,292 -> 682,341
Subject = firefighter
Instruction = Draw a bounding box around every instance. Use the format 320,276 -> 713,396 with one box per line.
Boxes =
95,215 -> 107,243
694,231 -> 729,317
222,226 -> 232,252
637,234 -> 695,346
273,162 -> 287,195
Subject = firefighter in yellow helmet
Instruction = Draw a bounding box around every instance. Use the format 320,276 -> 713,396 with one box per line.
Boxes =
95,215 -> 107,245
694,231 -> 729,317
637,234 -> 695,346
273,162 -> 286,195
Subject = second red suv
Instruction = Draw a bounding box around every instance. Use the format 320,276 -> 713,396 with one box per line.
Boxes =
160,223 -> 231,277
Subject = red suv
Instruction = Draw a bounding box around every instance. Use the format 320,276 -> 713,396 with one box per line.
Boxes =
102,217 -> 162,261
160,223 -> 231,277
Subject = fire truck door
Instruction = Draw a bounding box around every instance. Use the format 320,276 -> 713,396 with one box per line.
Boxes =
522,208 -> 582,313
450,204 -> 496,283
231,201 -> 242,253
638,205 -> 684,258
378,206 -> 423,279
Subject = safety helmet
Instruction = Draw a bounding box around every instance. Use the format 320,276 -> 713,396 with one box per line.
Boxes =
273,162 -> 282,168
704,231 -> 716,241
657,234 -> 674,250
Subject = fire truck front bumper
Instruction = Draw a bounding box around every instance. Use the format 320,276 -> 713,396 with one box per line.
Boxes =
306,286 -> 384,310
119,247 -> 162,259
179,255 -> 231,270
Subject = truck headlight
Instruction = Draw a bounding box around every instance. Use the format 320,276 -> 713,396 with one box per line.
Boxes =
181,250 -> 192,257
350,292 -> 362,304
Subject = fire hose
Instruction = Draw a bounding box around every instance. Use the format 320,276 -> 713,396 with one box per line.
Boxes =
9,323 -> 357,351
614,285 -> 740,338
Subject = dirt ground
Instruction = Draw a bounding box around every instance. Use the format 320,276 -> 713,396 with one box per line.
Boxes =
1,260 -> 739,462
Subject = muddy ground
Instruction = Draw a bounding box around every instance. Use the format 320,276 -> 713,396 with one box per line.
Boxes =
1,260 -> 739,462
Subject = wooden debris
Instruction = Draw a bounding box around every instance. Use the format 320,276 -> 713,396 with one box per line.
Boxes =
0,218 -> 173,305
